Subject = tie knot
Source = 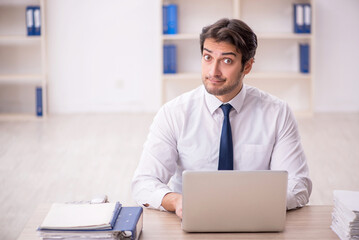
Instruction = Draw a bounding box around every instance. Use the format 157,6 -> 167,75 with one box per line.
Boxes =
220,104 -> 232,117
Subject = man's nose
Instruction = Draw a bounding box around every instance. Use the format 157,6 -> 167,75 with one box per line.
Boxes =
209,61 -> 222,77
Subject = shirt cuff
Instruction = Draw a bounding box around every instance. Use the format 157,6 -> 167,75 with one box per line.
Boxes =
286,190 -> 298,210
149,188 -> 172,210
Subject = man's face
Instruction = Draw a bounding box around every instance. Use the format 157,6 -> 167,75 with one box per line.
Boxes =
201,38 -> 252,102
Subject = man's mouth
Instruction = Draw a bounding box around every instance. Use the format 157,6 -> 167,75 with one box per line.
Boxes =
206,76 -> 226,83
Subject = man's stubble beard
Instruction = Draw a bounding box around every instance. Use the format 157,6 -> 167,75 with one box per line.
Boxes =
202,71 -> 244,96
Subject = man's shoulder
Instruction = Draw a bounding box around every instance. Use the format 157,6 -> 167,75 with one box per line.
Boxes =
155,86 -> 204,126
164,85 -> 204,110
246,85 -> 285,105
244,84 -> 287,110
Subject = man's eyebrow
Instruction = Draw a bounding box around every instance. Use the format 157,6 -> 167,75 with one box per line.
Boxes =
203,48 -> 213,53
222,52 -> 237,57
203,48 -> 237,57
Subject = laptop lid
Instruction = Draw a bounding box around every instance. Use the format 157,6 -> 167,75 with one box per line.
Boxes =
181,170 -> 288,232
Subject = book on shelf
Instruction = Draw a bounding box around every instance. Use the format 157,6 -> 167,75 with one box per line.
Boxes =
163,44 -> 177,74
293,3 -> 311,34
38,205 -> 143,240
299,43 -> 310,73
26,6 -> 41,36
304,4 -> 311,33
36,87 -> 43,117
26,6 -> 34,36
163,4 -> 178,34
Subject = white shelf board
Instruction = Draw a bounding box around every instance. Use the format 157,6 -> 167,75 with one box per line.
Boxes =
0,74 -> 44,84
162,33 -> 312,41
247,72 -> 312,80
0,35 -> 42,44
163,33 -> 199,40
0,113 -> 43,121
163,72 -> 201,80
257,33 -> 312,40
163,72 -> 311,81
0,0 -> 40,6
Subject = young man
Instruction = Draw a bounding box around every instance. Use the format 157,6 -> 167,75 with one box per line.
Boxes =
132,18 -> 312,219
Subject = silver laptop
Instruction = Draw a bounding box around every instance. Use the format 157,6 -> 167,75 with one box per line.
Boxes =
182,170 -> 288,232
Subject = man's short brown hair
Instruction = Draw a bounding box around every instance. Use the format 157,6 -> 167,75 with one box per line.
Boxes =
200,18 -> 258,66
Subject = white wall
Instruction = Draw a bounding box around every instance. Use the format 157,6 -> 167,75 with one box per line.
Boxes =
46,0 -> 359,113
314,0 -> 359,112
46,0 -> 162,113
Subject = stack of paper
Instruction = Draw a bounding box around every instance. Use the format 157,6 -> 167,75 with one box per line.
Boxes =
37,203 -> 143,240
331,190 -> 359,240
39,202 -> 121,231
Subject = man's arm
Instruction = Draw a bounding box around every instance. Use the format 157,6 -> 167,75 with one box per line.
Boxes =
131,105 -> 179,210
270,103 -> 312,210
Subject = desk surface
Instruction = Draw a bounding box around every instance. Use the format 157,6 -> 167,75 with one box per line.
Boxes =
18,205 -> 339,240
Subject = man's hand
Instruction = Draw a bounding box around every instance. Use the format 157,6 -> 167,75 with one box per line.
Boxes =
161,192 -> 183,219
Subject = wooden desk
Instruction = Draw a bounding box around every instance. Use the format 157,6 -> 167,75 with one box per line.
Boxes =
18,205 -> 339,240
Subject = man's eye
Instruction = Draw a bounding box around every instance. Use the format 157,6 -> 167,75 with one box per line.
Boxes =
223,58 -> 232,64
203,55 -> 211,61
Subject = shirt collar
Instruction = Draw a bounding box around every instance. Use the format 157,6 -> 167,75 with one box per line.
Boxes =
204,84 -> 247,115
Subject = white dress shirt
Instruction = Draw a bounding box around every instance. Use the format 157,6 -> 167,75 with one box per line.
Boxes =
132,84 -> 312,210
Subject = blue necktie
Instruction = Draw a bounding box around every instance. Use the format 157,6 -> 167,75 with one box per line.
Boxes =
218,104 -> 233,170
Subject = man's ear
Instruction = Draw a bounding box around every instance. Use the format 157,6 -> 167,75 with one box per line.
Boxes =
243,58 -> 254,75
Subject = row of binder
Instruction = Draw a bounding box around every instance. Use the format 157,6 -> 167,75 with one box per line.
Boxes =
26,5 -> 42,116
163,4 -> 310,35
293,3 -> 311,34
26,6 -> 41,36
163,44 -> 309,74
163,4 -> 178,34
163,44 -> 177,74
36,87 -> 43,116
300,44 -> 310,73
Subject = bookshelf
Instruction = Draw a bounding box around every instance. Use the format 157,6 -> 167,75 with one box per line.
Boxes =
0,0 -> 47,119
161,0 -> 315,115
